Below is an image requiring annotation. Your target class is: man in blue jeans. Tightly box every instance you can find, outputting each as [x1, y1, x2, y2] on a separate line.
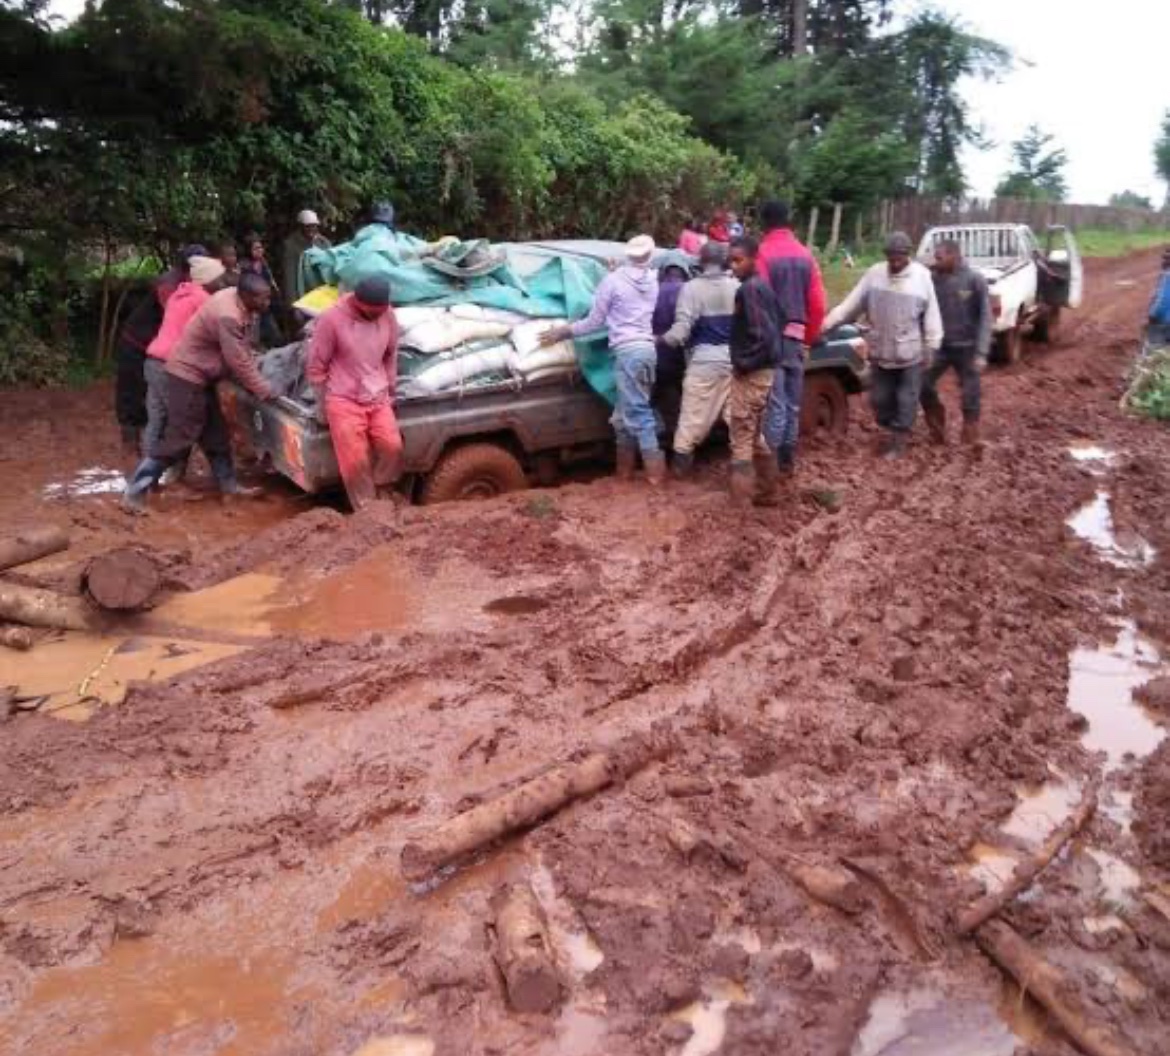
[539, 235, 664, 484]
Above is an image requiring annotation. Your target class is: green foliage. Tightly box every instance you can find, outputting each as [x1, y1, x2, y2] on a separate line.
[792, 108, 912, 208]
[1125, 348, 1170, 421]
[996, 124, 1069, 202]
[1156, 110, 1170, 201]
[1109, 191, 1155, 211]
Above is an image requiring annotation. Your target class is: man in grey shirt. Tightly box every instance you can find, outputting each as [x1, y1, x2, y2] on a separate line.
[920, 239, 993, 449]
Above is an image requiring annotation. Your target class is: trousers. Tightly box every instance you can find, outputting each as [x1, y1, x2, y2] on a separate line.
[114, 341, 148, 434]
[870, 362, 923, 434]
[762, 340, 806, 455]
[325, 396, 404, 511]
[143, 357, 170, 456]
[728, 369, 774, 462]
[673, 360, 731, 455]
[920, 345, 982, 422]
[612, 345, 660, 455]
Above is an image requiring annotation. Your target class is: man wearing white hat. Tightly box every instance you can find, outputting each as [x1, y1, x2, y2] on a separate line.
[282, 209, 331, 303]
[539, 234, 665, 484]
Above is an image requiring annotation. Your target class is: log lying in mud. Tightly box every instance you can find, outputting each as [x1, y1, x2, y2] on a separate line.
[402, 749, 649, 882]
[0, 625, 34, 651]
[0, 581, 92, 631]
[976, 920, 1139, 1056]
[958, 777, 1100, 937]
[490, 883, 562, 1014]
[0, 526, 70, 573]
[736, 831, 867, 915]
[81, 548, 160, 612]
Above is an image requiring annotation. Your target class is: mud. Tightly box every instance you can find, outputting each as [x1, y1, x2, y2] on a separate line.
[1, 250, 1170, 1055]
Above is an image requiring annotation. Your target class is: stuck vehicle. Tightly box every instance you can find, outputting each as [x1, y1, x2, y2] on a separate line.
[916, 224, 1083, 364]
[224, 241, 868, 504]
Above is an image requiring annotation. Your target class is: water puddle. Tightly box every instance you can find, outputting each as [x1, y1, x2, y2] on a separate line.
[1067, 443, 1117, 468]
[316, 859, 406, 931]
[1086, 849, 1142, 907]
[851, 987, 1017, 1056]
[1000, 779, 1080, 846]
[968, 843, 1022, 893]
[42, 466, 126, 499]
[673, 981, 750, 1056]
[531, 862, 605, 979]
[0, 633, 242, 721]
[1066, 491, 1155, 568]
[350, 1037, 434, 1056]
[1068, 622, 1166, 769]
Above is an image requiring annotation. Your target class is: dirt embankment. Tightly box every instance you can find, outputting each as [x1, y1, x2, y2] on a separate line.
[1, 250, 1169, 1056]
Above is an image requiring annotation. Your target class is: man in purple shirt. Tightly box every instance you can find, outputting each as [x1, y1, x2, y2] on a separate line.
[540, 235, 663, 484]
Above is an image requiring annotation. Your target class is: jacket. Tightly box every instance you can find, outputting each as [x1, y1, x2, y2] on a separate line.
[1151, 272, 1170, 325]
[652, 279, 685, 337]
[306, 295, 400, 405]
[730, 274, 783, 375]
[282, 230, 332, 302]
[757, 228, 827, 345]
[661, 270, 737, 367]
[147, 282, 210, 362]
[824, 261, 943, 369]
[933, 265, 992, 358]
[570, 265, 658, 352]
[166, 287, 273, 398]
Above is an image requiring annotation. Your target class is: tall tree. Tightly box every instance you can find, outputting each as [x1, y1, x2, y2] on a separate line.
[1109, 191, 1153, 211]
[995, 125, 1069, 202]
[1156, 109, 1170, 210]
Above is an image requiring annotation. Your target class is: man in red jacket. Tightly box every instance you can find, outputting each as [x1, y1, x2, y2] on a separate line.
[306, 275, 403, 511]
[755, 200, 827, 476]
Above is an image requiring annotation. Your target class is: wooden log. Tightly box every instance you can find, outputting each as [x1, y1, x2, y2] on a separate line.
[401, 753, 619, 881]
[490, 883, 562, 1014]
[736, 830, 868, 914]
[958, 778, 1099, 936]
[976, 920, 1139, 1056]
[81, 548, 160, 612]
[0, 581, 91, 631]
[0, 625, 34, 651]
[0, 526, 70, 573]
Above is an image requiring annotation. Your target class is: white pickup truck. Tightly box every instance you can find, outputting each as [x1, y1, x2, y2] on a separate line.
[916, 224, 1084, 364]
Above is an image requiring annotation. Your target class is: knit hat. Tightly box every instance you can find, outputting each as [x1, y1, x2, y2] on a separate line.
[178, 243, 209, 264]
[884, 232, 913, 256]
[354, 276, 392, 306]
[625, 234, 656, 264]
[188, 256, 226, 287]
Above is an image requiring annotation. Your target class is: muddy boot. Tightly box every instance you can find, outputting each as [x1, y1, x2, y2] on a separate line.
[776, 444, 796, 478]
[728, 460, 754, 506]
[614, 445, 637, 482]
[643, 451, 667, 487]
[882, 431, 908, 461]
[752, 453, 781, 507]
[121, 457, 165, 516]
[210, 454, 264, 499]
[671, 452, 695, 480]
[961, 419, 982, 448]
[923, 401, 947, 446]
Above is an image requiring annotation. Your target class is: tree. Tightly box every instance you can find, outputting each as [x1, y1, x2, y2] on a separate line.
[1109, 191, 1153, 211]
[1156, 110, 1170, 210]
[996, 125, 1068, 202]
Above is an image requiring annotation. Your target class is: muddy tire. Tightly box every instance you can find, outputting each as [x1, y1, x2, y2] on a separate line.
[420, 443, 528, 505]
[800, 374, 850, 438]
[996, 325, 1023, 366]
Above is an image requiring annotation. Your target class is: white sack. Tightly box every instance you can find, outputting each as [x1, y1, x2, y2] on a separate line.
[411, 345, 517, 393]
[405, 317, 513, 354]
[449, 304, 527, 326]
[510, 318, 570, 359]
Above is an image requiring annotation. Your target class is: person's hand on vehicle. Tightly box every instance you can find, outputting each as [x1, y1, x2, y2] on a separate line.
[538, 325, 571, 349]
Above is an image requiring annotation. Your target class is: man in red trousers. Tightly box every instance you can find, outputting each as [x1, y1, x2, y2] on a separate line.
[306, 275, 403, 510]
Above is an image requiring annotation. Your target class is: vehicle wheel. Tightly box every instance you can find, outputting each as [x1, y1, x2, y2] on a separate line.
[419, 442, 528, 505]
[1033, 307, 1062, 346]
[800, 374, 849, 438]
[996, 325, 1023, 366]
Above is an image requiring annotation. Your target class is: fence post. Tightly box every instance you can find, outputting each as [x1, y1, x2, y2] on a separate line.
[807, 206, 820, 249]
[827, 203, 843, 256]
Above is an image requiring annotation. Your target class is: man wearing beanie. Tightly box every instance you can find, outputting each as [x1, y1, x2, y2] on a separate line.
[538, 234, 664, 485]
[306, 275, 404, 511]
[142, 255, 229, 457]
[824, 232, 943, 459]
[121, 271, 275, 514]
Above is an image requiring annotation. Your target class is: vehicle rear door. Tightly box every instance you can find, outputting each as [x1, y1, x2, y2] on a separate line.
[1045, 226, 1084, 309]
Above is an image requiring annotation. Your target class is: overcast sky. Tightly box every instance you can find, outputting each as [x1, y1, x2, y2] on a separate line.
[46, 0, 1169, 206]
[913, 0, 1169, 205]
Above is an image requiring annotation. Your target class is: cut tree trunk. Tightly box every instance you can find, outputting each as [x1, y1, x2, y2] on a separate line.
[490, 883, 562, 1014]
[0, 526, 71, 573]
[0, 625, 34, 651]
[976, 920, 1139, 1056]
[0, 581, 92, 631]
[401, 752, 629, 881]
[81, 548, 160, 612]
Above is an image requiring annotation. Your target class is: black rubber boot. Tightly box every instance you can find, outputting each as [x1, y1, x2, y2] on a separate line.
[671, 452, 695, 480]
[775, 444, 796, 477]
[882, 432, 909, 461]
[614, 446, 637, 482]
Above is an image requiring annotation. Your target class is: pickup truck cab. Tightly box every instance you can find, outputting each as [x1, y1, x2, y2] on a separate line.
[224, 240, 868, 504]
[916, 224, 1083, 364]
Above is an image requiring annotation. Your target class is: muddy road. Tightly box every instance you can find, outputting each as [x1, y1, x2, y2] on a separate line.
[1, 251, 1168, 1056]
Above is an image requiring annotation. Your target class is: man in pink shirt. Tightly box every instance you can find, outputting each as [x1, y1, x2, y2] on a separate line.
[306, 275, 403, 511]
[143, 256, 228, 455]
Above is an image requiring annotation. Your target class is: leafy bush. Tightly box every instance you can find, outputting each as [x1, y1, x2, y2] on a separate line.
[1125, 348, 1170, 421]
[0, 291, 70, 387]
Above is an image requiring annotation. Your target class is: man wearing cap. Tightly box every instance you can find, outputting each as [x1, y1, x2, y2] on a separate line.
[282, 210, 331, 303]
[306, 275, 404, 511]
[823, 232, 943, 460]
[538, 235, 664, 484]
[121, 272, 276, 514]
[114, 244, 206, 456]
[142, 255, 229, 457]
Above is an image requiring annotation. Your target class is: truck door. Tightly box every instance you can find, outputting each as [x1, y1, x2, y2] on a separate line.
[1044, 226, 1084, 309]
